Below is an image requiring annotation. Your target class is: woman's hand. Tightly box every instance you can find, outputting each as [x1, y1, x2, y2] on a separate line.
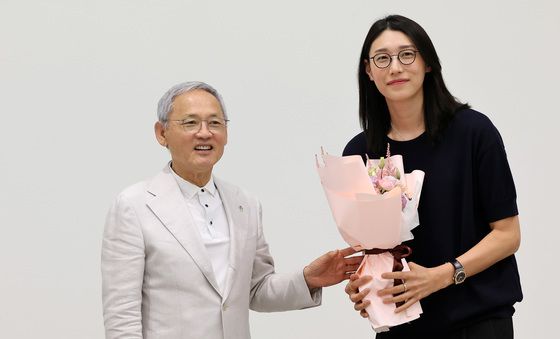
[344, 273, 373, 318]
[344, 216, 521, 315]
[378, 262, 453, 313]
[344, 261, 454, 317]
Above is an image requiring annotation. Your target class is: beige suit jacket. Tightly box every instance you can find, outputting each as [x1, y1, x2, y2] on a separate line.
[101, 166, 321, 339]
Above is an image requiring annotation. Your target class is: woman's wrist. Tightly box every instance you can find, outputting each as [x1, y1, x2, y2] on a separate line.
[435, 263, 455, 290]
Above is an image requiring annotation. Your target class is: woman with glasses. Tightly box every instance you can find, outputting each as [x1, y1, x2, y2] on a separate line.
[343, 15, 522, 338]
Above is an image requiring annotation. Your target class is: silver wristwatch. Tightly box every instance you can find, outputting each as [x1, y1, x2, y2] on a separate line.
[451, 259, 466, 284]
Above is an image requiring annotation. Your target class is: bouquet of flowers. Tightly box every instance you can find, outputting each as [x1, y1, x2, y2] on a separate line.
[316, 144, 425, 332]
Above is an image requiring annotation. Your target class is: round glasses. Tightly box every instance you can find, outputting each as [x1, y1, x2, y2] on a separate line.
[167, 117, 229, 133]
[369, 49, 418, 69]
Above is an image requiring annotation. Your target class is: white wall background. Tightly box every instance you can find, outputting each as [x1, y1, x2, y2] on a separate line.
[1, 0, 557, 337]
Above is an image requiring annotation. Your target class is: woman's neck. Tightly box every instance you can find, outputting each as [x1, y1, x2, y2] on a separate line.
[386, 97, 425, 141]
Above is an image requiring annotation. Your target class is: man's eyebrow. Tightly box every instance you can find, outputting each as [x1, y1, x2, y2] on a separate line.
[176, 113, 223, 119]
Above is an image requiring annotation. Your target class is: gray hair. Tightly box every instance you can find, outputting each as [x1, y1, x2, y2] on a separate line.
[157, 81, 227, 124]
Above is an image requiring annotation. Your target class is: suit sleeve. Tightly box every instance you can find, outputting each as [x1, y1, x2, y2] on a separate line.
[248, 200, 322, 312]
[101, 194, 145, 338]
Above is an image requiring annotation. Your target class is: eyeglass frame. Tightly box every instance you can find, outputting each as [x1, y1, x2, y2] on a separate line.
[369, 49, 419, 69]
[165, 116, 230, 133]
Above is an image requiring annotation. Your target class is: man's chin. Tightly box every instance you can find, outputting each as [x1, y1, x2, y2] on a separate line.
[171, 159, 215, 174]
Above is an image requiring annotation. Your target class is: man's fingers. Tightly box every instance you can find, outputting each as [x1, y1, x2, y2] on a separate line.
[344, 256, 364, 266]
[339, 246, 358, 257]
[345, 263, 361, 272]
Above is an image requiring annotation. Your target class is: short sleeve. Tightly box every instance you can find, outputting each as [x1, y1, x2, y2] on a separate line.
[475, 120, 518, 223]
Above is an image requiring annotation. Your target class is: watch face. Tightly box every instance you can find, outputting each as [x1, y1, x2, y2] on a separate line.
[455, 271, 466, 284]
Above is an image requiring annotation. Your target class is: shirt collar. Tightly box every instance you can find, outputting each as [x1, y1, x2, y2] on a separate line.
[169, 162, 217, 199]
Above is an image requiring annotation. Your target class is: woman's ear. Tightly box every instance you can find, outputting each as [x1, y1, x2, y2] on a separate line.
[365, 59, 375, 81]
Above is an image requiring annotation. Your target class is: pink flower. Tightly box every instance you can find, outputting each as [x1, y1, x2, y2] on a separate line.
[401, 194, 408, 209]
[378, 175, 399, 192]
[367, 143, 411, 210]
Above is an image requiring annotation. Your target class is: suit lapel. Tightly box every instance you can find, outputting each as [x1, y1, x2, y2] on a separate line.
[146, 167, 221, 296]
[215, 177, 249, 301]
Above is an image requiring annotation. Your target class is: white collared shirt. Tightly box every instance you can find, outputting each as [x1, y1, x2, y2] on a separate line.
[171, 166, 230, 293]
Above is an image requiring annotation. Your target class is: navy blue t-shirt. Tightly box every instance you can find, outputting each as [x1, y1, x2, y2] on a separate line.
[343, 109, 522, 335]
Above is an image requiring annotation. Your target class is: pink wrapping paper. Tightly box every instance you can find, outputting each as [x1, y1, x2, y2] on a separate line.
[356, 253, 422, 332]
[316, 151, 425, 332]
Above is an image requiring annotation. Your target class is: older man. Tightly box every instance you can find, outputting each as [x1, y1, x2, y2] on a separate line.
[101, 81, 361, 339]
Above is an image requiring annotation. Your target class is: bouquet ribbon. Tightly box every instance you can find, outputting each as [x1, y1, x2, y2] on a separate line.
[364, 244, 412, 307]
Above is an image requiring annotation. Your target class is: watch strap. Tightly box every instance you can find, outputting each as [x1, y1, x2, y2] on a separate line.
[452, 259, 464, 271]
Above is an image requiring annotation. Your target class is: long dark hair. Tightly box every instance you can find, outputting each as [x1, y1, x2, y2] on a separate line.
[358, 15, 469, 153]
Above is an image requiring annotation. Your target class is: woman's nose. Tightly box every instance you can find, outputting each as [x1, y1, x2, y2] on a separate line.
[389, 56, 403, 74]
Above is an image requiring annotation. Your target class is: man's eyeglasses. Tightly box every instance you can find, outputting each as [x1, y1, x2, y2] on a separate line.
[167, 117, 229, 133]
[369, 49, 418, 69]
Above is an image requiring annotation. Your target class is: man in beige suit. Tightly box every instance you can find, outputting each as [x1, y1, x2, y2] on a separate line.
[101, 81, 361, 339]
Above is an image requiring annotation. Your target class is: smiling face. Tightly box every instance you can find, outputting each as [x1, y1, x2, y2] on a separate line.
[155, 89, 227, 185]
[365, 29, 430, 106]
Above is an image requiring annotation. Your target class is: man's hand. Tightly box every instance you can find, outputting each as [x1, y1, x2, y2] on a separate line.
[303, 247, 363, 289]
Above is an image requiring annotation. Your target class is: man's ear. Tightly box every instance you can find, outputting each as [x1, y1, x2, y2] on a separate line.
[154, 121, 168, 148]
